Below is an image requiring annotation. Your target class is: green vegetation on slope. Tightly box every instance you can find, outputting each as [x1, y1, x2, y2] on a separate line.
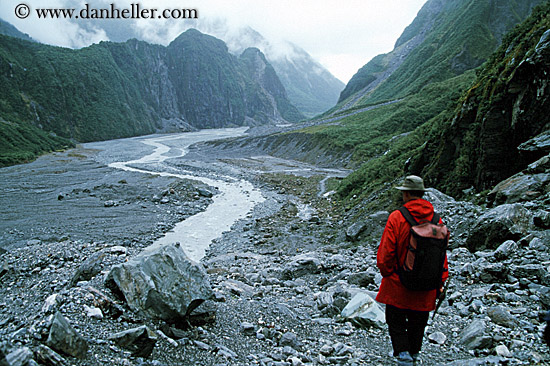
[0, 120, 73, 167]
[304, 71, 475, 209]
[327, 1, 550, 210]
[0, 35, 156, 143]
[0, 27, 303, 166]
[415, 2, 550, 196]
[338, 0, 544, 108]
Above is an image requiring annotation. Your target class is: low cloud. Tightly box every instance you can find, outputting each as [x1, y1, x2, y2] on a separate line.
[0, 0, 427, 83]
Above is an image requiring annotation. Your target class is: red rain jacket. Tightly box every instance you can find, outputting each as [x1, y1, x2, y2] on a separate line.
[375, 198, 449, 311]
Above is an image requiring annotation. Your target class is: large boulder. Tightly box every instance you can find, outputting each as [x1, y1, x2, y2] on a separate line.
[488, 172, 550, 205]
[105, 243, 213, 325]
[465, 204, 532, 252]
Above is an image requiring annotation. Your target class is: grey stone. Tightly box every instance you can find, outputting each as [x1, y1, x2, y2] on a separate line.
[316, 292, 334, 311]
[197, 188, 213, 198]
[347, 271, 376, 287]
[338, 292, 385, 329]
[495, 344, 512, 358]
[46, 312, 89, 359]
[487, 306, 518, 329]
[34, 345, 67, 366]
[489, 173, 549, 205]
[240, 322, 255, 336]
[319, 344, 334, 356]
[216, 344, 237, 359]
[281, 253, 321, 280]
[346, 211, 389, 242]
[279, 332, 301, 350]
[105, 243, 213, 324]
[466, 204, 532, 252]
[428, 331, 447, 345]
[109, 325, 157, 358]
[459, 320, 492, 350]
[493, 240, 518, 260]
[511, 264, 547, 281]
[5, 347, 33, 366]
[346, 221, 367, 242]
[222, 279, 254, 297]
[534, 210, 550, 229]
[103, 200, 117, 207]
[518, 133, 550, 154]
[69, 250, 107, 287]
[42, 294, 60, 314]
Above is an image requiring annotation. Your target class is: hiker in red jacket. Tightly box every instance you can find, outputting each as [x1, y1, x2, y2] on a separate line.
[376, 175, 449, 366]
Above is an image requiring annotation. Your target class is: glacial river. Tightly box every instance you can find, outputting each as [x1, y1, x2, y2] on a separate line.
[90, 127, 265, 262]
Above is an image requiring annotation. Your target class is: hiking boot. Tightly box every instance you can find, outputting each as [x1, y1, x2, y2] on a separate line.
[412, 353, 422, 365]
[396, 351, 414, 366]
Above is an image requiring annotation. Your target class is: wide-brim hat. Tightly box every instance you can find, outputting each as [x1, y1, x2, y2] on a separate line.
[395, 175, 426, 191]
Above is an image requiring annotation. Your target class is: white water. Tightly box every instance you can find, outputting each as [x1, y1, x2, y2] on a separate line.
[108, 128, 265, 262]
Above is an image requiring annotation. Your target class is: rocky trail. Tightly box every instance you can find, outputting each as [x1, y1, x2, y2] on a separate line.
[1, 130, 549, 366]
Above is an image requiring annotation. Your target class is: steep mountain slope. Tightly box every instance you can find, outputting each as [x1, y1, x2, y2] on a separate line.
[0, 28, 303, 165]
[413, 4, 550, 196]
[333, 1, 550, 209]
[43, 15, 344, 118]
[231, 0, 550, 214]
[336, 0, 545, 112]
[178, 25, 345, 118]
[269, 42, 345, 118]
[0, 18, 33, 42]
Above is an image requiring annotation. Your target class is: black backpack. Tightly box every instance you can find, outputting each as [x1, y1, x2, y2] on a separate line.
[397, 207, 449, 291]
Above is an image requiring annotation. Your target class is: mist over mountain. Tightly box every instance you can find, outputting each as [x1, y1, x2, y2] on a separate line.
[0, 26, 304, 165]
[0, 18, 33, 42]
[193, 24, 345, 118]
[43, 15, 345, 118]
[336, 0, 546, 112]
[243, 0, 550, 214]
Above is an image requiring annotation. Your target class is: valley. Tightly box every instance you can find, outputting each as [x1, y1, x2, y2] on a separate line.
[1, 0, 550, 365]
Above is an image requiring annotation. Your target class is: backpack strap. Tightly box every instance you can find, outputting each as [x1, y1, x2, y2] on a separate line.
[398, 207, 418, 226]
[399, 206, 440, 226]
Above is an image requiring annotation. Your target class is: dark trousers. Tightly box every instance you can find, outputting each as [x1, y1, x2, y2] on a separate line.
[385, 305, 429, 356]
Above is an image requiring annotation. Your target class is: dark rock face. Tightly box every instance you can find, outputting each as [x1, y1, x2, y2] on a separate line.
[108, 325, 157, 358]
[466, 204, 532, 252]
[418, 23, 550, 196]
[0, 28, 302, 146]
[105, 243, 214, 325]
[46, 312, 89, 359]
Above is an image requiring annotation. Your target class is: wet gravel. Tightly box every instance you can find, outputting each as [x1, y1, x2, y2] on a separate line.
[1, 131, 549, 366]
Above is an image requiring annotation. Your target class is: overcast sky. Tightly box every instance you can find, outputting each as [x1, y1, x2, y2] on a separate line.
[0, 0, 427, 83]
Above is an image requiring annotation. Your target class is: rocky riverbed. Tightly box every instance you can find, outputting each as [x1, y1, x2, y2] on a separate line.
[1, 130, 549, 366]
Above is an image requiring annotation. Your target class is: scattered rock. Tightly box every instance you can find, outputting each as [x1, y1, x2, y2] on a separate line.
[4, 347, 34, 366]
[46, 312, 89, 359]
[428, 331, 447, 345]
[338, 292, 385, 329]
[109, 325, 157, 358]
[103, 200, 117, 207]
[68, 251, 107, 287]
[459, 320, 492, 350]
[34, 345, 67, 366]
[281, 253, 321, 280]
[42, 294, 60, 314]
